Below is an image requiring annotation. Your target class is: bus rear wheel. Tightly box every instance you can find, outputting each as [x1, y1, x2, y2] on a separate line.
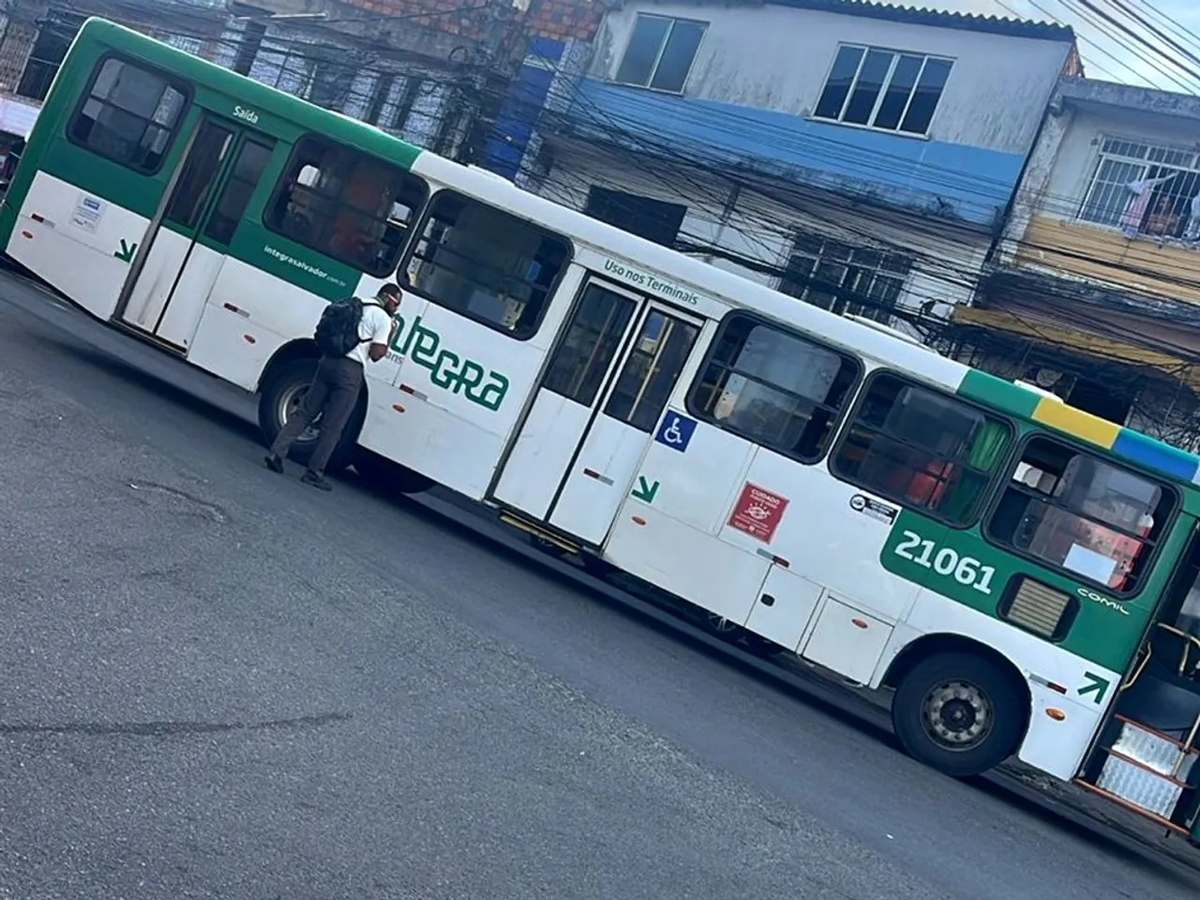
[258, 357, 361, 474]
[892, 652, 1024, 778]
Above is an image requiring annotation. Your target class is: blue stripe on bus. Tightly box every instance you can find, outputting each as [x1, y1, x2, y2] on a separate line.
[1112, 430, 1200, 482]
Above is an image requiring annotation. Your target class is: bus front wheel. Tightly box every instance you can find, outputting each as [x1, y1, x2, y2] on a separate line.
[258, 357, 361, 474]
[891, 652, 1024, 778]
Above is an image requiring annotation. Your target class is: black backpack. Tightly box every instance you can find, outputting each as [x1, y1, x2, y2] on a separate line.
[314, 297, 380, 357]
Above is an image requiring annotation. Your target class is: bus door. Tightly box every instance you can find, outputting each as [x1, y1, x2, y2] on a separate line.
[117, 115, 275, 349]
[491, 277, 702, 545]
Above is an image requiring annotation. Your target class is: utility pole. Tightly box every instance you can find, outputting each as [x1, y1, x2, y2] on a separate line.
[452, 0, 531, 167]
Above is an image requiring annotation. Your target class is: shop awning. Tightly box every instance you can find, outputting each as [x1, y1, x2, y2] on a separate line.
[950, 305, 1200, 394]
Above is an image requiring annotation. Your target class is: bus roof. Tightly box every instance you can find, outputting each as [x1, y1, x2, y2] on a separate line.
[74, 17, 1200, 496]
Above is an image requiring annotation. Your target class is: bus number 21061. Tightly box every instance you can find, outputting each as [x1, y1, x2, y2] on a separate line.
[893, 531, 997, 595]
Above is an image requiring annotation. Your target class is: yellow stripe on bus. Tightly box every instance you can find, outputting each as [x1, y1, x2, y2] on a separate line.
[1031, 397, 1121, 449]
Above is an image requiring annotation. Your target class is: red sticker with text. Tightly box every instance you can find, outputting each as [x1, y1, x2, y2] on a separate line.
[728, 482, 789, 543]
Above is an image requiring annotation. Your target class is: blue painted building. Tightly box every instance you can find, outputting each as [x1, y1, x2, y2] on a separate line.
[525, 0, 1079, 334]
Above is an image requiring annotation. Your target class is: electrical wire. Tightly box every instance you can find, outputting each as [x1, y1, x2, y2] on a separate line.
[21, 1, 1200, 437]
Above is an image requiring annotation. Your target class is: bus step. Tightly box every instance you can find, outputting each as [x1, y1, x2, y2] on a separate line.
[1091, 720, 1199, 820]
[498, 513, 580, 554]
[1074, 779, 1190, 835]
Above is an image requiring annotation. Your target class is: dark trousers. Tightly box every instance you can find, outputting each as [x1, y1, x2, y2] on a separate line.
[270, 356, 363, 476]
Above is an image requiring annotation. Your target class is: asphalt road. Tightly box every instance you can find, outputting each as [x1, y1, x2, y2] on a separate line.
[2, 269, 1200, 900]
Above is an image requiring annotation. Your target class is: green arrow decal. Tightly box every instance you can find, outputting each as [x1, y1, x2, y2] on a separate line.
[631, 475, 659, 504]
[1077, 672, 1111, 705]
[114, 239, 137, 263]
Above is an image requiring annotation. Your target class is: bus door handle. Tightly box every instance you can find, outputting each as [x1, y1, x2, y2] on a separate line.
[761, 594, 775, 607]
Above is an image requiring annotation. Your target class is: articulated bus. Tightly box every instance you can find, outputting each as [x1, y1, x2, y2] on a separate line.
[8, 18, 1200, 846]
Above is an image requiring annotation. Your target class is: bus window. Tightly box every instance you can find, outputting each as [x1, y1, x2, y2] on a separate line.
[542, 284, 638, 406]
[604, 310, 700, 432]
[68, 58, 187, 174]
[403, 192, 570, 340]
[986, 436, 1175, 595]
[264, 135, 428, 277]
[830, 372, 1010, 527]
[687, 312, 860, 463]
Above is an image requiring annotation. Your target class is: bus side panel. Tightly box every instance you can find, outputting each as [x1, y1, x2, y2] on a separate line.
[606, 419, 766, 626]
[733, 448, 922, 624]
[357, 266, 582, 501]
[6, 171, 148, 321]
[884, 591, 1117, 780]
[185, 258, 331, 391]
[356, 303, 550, 502]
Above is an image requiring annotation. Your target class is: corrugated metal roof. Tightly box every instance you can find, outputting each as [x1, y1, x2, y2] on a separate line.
[760, 0, 1076, 41]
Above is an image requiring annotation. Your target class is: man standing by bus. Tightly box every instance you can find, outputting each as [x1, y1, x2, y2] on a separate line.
[264, 284, 402, 491]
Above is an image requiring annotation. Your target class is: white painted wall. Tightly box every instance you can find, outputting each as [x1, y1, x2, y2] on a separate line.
[590, 1, 1071, 153]
[1036, 105, 1200, 218]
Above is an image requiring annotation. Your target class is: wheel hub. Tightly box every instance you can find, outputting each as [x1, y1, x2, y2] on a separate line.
[278, 383, 320, 442]
[706, 613, 739, 635]
[922, 680, 992, 750]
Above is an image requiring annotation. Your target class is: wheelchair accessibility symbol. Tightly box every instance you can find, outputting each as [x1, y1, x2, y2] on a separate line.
[654, 412, 697, 453]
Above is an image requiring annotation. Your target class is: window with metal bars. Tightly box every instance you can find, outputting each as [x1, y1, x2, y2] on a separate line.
[778, 233, 912, 325]
[687, 312, 861, 462]
[17, 13, 84, 101]
[1078, 137, 1200, 240]
[830, 372, 1012, 527]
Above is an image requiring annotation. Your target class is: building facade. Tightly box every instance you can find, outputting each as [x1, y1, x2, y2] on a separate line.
[527, 0, 1079, 339]
[0, 0, 604, 166]
[957, 77, 1200, 449]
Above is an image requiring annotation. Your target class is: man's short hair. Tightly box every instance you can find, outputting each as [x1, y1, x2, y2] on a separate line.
[378, 283, 402, 299]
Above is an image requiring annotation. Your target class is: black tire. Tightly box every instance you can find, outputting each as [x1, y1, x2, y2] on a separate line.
[744, 633, 785, 658]
[258, 357, 364, 474]
[353, 449, 433, 495]
[580, 552, 614, 579]
[528, 533, 568, 557]
[892, 651, 1025, 778]
[700, 611, 745, 644]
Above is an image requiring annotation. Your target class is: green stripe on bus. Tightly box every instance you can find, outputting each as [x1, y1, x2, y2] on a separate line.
[958, 369, 1041, 418]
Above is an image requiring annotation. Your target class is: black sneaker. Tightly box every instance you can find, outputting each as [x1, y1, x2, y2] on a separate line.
[264, 454, 284, 474]
[301, 470, 332, 492]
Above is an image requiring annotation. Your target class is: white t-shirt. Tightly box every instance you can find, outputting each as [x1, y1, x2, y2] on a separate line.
[348, 301, 394, 367]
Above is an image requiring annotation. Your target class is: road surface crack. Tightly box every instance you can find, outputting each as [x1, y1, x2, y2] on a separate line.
[127, 480, 229, 523]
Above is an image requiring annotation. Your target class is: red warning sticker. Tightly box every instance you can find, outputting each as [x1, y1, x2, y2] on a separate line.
[728, 482, 789, 543]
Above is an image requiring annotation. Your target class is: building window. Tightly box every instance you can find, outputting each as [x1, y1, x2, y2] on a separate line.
[830, 373, 1011, 527]
[778, 234, 912, 324]
[403, 192, 571, 340]
[306, 43, 356, 111]
[584, 187, 687, 247]
[687, 312, 861, 463]
[614, 14, 707, 93]
[265, 135, 429, 276]
[813, 45, 953, 136]
[67, 58, 188, 175]
[986, 436, 1175, 596]
[17, 14, 84, 101]
[1078, 138, 1200, 241]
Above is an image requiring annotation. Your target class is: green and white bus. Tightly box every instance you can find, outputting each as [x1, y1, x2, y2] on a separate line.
[8, 17, 1200, 845]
